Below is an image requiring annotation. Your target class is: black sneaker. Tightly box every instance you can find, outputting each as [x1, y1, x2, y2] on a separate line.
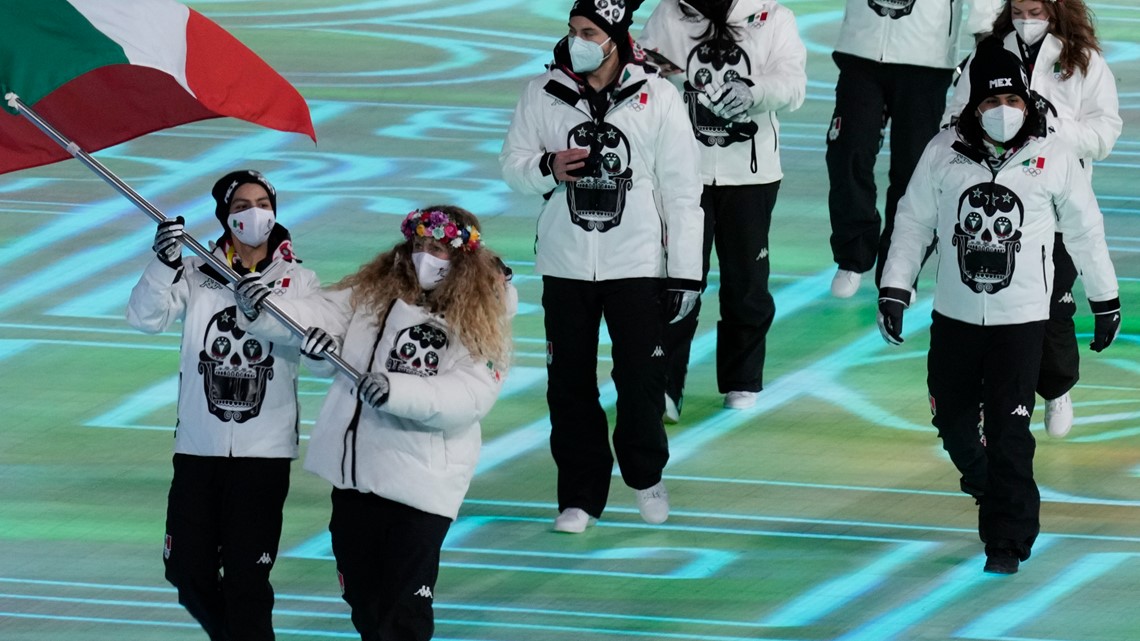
[984, 550, 1019, 575]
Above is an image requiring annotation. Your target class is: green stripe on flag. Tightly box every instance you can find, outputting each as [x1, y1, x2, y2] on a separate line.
[0, 0, 130, 110]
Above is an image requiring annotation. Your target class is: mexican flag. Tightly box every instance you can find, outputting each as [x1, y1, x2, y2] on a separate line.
[0, 0, 316, 174]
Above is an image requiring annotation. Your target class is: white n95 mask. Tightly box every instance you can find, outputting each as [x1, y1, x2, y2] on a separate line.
[980, 105, 1026, 143]
[227, 207, 275, 246]
[412, 251, 451, 291]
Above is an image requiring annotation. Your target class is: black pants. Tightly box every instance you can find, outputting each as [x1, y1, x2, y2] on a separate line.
[543, 276, 670, 518]
[664, 182, 778, 402]
[329, 489, 452, 641]
[164, 454, 291, 641]
[826, 52, 953, 283]
[927, 313, 1044, 560]
[1038, 234, 1080, 400]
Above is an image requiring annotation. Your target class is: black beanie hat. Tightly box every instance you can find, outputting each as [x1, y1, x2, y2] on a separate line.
[966, 38, 1031, 117]
[569, 0, 645, 43]
[211, 169, 277, 224]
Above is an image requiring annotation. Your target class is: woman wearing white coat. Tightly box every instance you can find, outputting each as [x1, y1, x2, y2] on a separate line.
[942, 0, 1122, 438]
[638, 0, 806, 417]
[235, 205, 513, 641]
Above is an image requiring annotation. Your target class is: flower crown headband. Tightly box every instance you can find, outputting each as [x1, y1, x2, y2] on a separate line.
[401, 209, 482, 252]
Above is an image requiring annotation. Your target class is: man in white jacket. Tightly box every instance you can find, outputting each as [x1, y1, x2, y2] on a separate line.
[638, 0, 806, 416]
[877, 41, 1120, 575]
[500, 0, 704, 534]
[827, 0, 1001, 298]
[126, 170, 321, 640]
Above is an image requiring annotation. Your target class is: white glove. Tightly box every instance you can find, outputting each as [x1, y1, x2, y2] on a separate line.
[705, 79, 754, 120]
[665, 289, 700, 324]
[233, 274, 271, 322]
[301, 326, 338, 360]
[357, 372, 390, 409]
[153, 216, 184, 267]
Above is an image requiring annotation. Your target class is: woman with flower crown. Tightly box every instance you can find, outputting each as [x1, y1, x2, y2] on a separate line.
[233, 204, 514, 641]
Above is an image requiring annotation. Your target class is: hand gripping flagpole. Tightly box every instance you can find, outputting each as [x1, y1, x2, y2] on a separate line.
[6, 93, 362, 383]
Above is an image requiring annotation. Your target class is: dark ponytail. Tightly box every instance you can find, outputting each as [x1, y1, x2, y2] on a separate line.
[681, 0, 743, 44]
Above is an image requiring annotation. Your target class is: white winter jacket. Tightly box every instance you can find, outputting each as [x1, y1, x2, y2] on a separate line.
[835, 0, 1001, 69]
[126, 235, 320, 459]
[942, 32, 1122, 167]
[882, 128, 1117, 326]
[638, 0, 807, 186]
[248, 290, 505, 520]
[500, 56, 704, 284]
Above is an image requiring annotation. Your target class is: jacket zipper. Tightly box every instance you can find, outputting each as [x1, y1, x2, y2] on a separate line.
[1041, 246, 1048, 293]
[947, 0, 954, 37]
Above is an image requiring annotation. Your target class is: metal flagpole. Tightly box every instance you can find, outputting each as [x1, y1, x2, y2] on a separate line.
[6, 92, 361, 383]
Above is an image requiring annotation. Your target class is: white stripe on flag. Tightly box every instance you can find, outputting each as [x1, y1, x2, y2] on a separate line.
[66, 0, 193, 95]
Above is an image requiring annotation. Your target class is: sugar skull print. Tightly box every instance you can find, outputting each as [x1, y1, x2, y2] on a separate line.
[952, 182, 1025, 294]
[565, 121, 634, 232]
[198, 306, 275, 423]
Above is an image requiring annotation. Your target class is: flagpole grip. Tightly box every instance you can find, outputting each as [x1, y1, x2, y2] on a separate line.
[9, 96, 361, 383]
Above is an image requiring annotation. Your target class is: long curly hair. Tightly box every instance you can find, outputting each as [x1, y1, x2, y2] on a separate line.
[992, 0, 1100, 79]
[333, 205, 512, 367]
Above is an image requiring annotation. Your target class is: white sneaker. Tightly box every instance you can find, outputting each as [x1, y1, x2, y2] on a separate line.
[1045, 393, 1073, 438]
[663, 394, 680, 424]
[553, 508, 593, 533]
[831, 269, 862, 298]
[724, 391, 757, 409]
[634, 481, 669, 525]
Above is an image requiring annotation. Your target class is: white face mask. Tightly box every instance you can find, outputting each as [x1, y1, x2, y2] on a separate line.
[1012, 19, 1050, 46]
[412, 251, 451, 291]
[979, 104, 1027, 143]
[568, 35, 612, 74]
[227, 206, 275, 247]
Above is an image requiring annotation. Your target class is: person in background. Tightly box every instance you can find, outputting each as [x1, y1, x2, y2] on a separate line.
[826, 0, 1001, 299]
[234, 205, 514, 641]
[499, 0, 704, 533]
[127, 170, 321, 640]
[877, 41, 1120, 575]
[639, 0, 806, 419]
[942, 0, 1122, 438]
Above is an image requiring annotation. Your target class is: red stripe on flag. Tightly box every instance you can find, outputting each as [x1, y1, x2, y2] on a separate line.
[183, 10, 316, 141]
[1036, 157, 1045, 169]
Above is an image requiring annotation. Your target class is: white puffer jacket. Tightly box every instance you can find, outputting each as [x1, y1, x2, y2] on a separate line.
[882, 128, 1117, 326]
[835, 0, 1001, 69]
[500, 56, 704, 285]
[248, 289, 507, 520]
[638, 0, 807, 186]
[126, 235, 320, 459]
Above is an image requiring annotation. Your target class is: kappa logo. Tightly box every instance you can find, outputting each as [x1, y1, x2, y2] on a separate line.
[757, 248, 769, 260]
[414, 585, 434, 599]
[1010, 405, 1030, 417]
[257, 553, 274, 565]
[200, 279, 223, 290]
[988, 77, 1013, 89]
[651, 345, 665, 358]
[1057, 292, 1074, 305]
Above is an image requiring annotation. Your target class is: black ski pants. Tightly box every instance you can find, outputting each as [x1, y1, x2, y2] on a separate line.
[543, 276, 670, 518]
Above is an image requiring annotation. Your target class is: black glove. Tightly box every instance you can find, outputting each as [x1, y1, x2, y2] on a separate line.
[153, 216, 185, 268]
[877, 287, 910, 345]
[1089, 297, 1121, 352]
[301, 326, 337, 360]
[662, 281, 701, 325]
[565, 151, 602, 179]
[357, 372, 390, 408]
[233, 274, 271, 322]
